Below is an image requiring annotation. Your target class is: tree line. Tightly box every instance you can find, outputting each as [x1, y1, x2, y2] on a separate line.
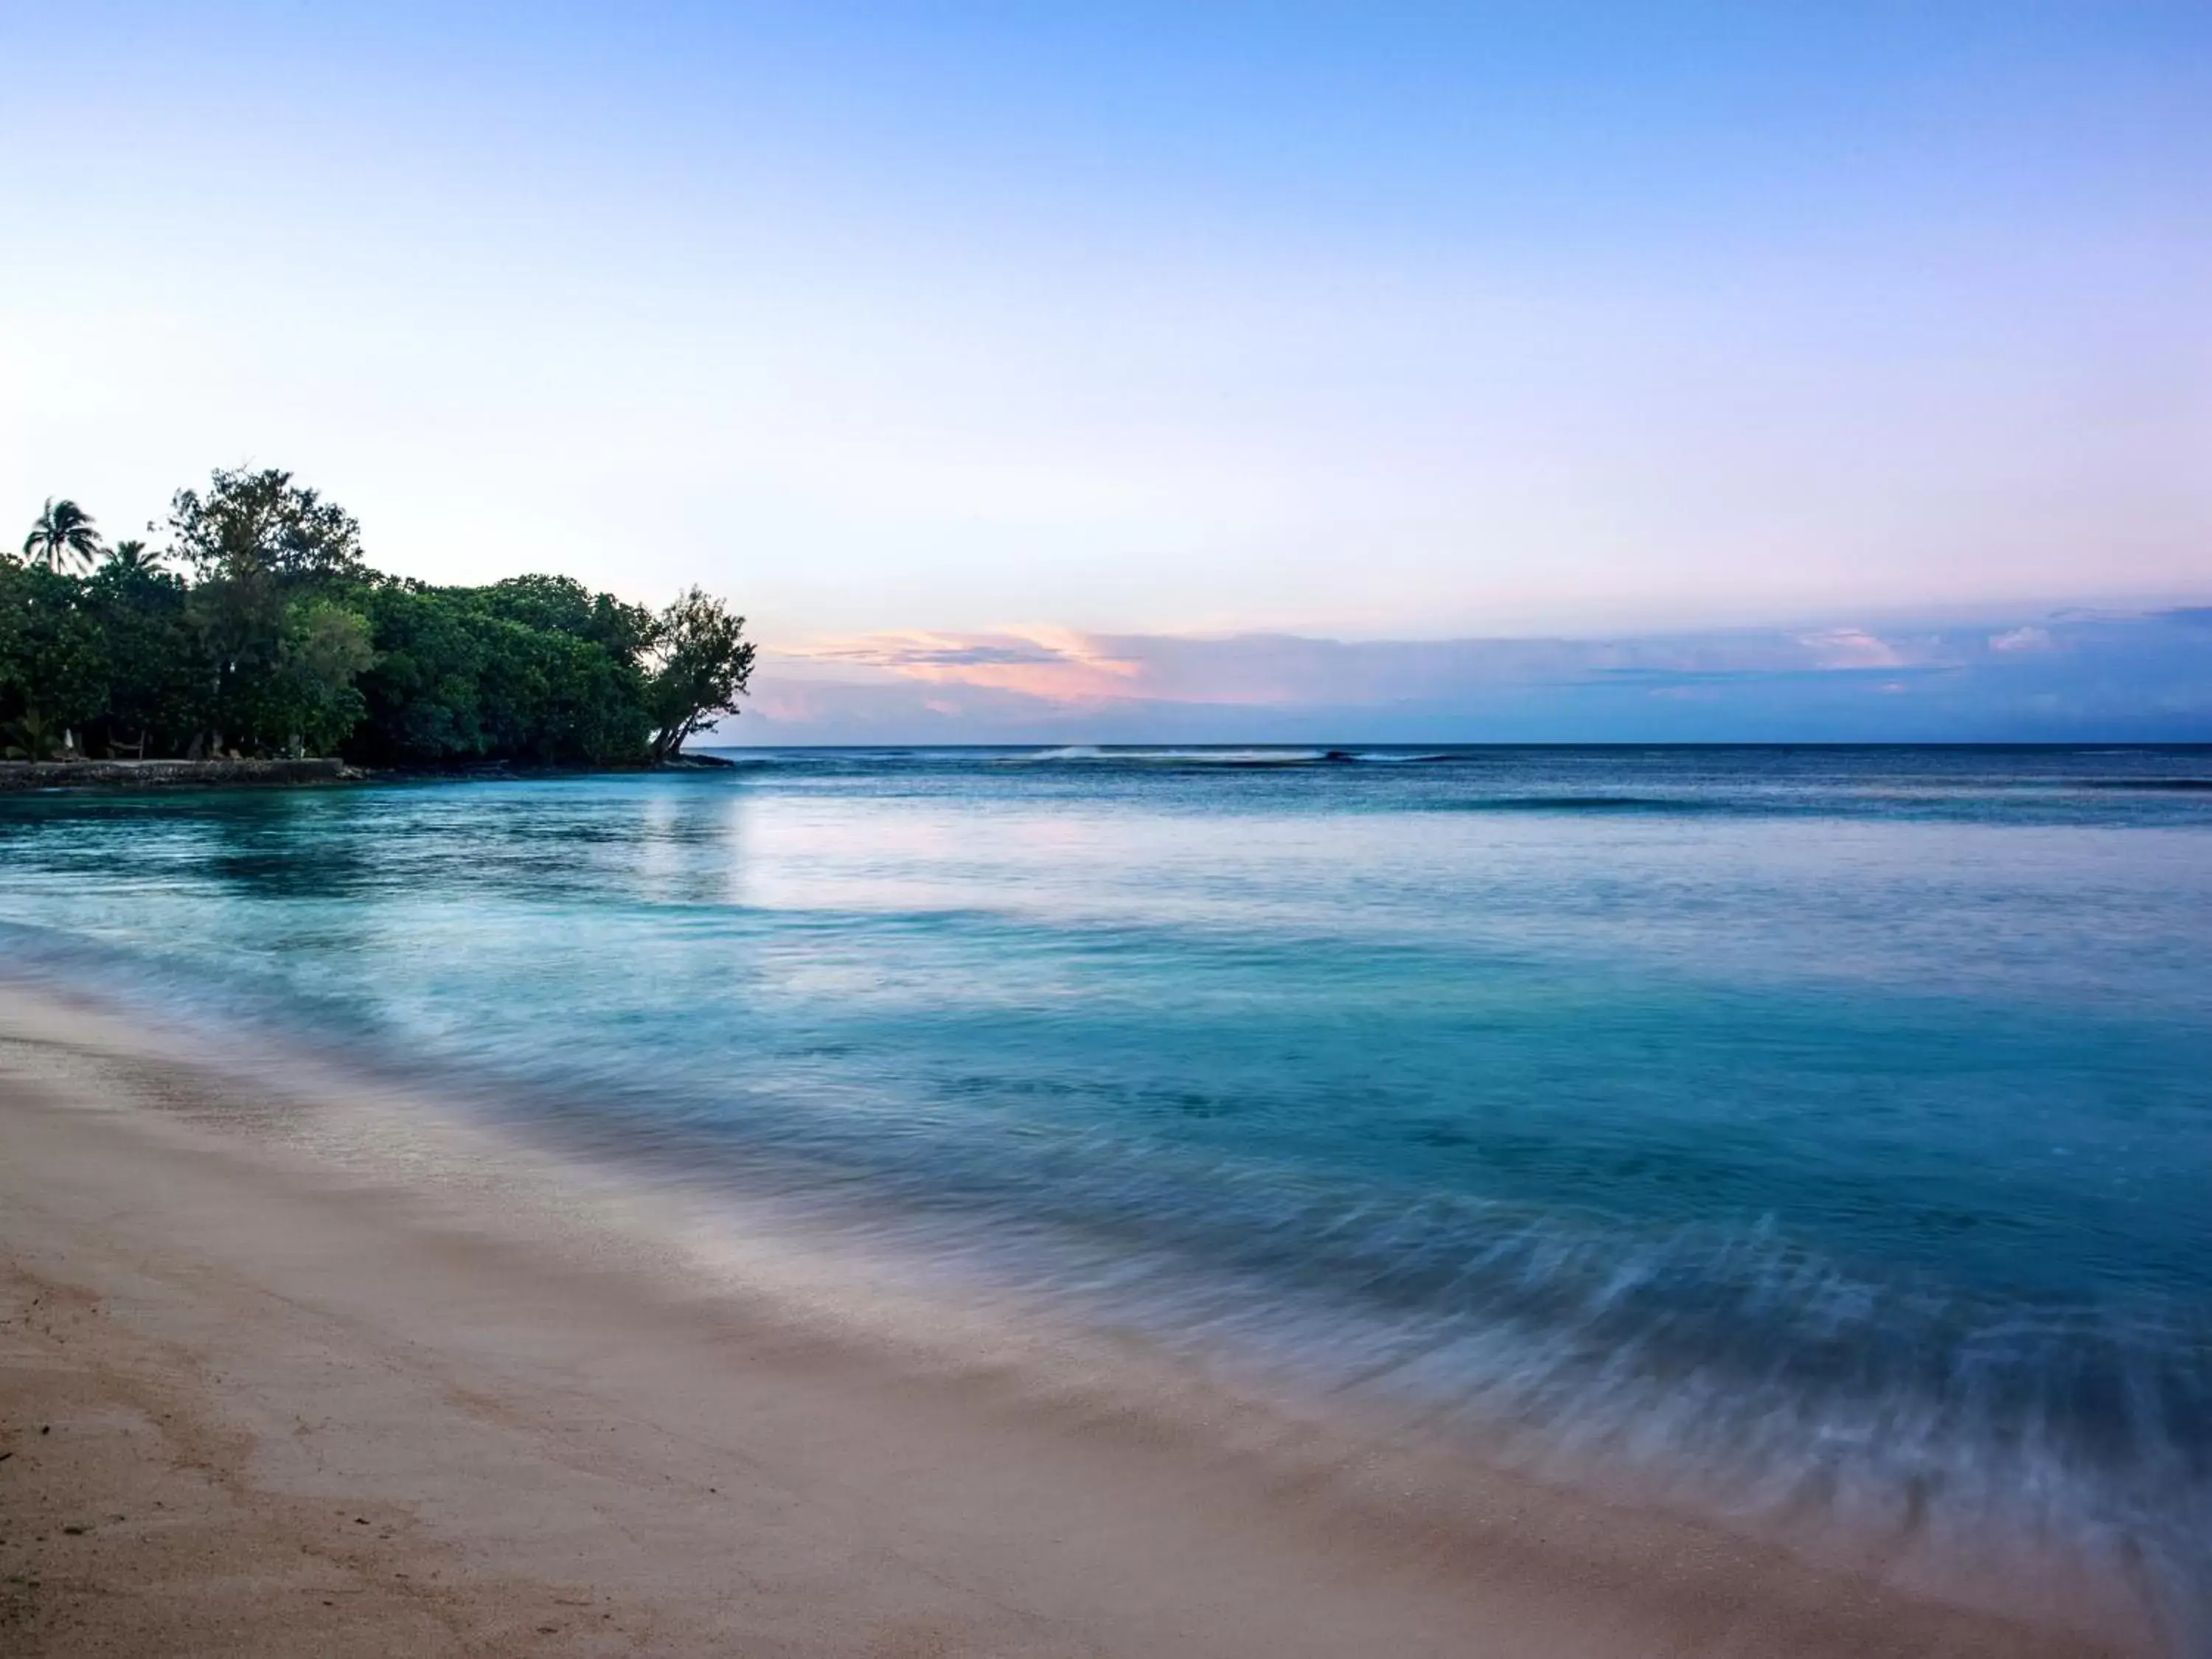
[3, 470, 754, 767]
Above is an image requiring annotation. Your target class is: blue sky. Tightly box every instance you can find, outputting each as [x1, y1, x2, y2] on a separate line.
[4, 3, 2208, 737]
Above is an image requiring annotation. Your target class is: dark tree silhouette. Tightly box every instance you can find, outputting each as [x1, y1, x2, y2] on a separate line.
[167, 467, 363, 583]
[645, 587, 755, 762]
[21, 498, 104, 572]
[7, 465, 752, 766]
[103, 538, 163, 574]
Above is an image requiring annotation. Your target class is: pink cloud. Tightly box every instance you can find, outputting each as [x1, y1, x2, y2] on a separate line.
[709, 608, 2212, 745]
[800, 628, 1145, 702]
[1795, 627, 1910, 669]
[779, 623, 1949, 710]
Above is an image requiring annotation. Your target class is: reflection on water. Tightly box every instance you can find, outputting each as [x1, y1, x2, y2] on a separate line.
[3, 745, 2210, 1624]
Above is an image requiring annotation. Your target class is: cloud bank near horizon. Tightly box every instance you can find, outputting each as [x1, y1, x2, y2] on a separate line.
[714, 608, 2212, 745]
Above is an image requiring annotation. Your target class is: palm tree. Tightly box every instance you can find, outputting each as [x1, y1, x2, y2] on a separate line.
[22, 498, 104, 571]
[104, 538, 163, 574]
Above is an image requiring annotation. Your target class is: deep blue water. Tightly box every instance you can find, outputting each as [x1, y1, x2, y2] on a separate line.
[3, 745, 2209, 1608]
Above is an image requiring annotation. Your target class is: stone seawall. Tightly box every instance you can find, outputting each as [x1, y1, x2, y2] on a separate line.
[0, 758, 364, 793]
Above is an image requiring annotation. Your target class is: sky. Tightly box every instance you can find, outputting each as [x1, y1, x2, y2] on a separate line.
[4, 2, 2208, 740]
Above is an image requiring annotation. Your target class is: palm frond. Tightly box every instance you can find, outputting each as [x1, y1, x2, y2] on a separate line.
[21, 497, 103, 569]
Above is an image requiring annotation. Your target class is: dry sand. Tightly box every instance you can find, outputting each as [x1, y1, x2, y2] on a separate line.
[0, 982, 2161, 1657]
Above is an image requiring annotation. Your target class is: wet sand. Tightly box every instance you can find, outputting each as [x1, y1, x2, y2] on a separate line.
[0, 983, 2158, 1657]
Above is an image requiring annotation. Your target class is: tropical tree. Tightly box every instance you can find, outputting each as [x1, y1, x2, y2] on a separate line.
[104, 538, 163, 574]
[644, 586, 754, 762]
[4, 463, 754, 765]
[347, 581, 655, 766]
[474, 574, 655, 662]
[83, 558, 202, 757]
[169, 468, 369, 755]
[21, 498, 104, 572]
[0, 563, 107, 757]
[167, 467, 364, 585]
[272, 599, 375, 755]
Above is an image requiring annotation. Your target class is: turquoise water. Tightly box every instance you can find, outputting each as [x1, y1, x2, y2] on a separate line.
[4, 746, 2210, 1613]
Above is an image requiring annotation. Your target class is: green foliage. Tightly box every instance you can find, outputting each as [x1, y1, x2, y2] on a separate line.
[185, 573, 288, 753]
[82, 562, 204, 755]
[276, 600, 376, 757]
[167, 468, 364, 586]
[6, 470, 748, 767]
[644, 586, 756, 762]
[349, 582, 653, 766]
[0, 563, 109, 757]
[473, 574, 656, 662]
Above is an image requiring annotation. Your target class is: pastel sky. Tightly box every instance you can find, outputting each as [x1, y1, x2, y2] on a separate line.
[5, 3, 2208, 738]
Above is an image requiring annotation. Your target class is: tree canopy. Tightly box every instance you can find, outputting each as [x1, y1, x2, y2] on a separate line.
[167, 468, 364, 585]
[645, 587, 757, 762]
[22, 498, 103, 573]
[3, 469, 752, 766]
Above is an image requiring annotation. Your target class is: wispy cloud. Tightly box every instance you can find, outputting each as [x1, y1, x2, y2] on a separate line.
[798, 628, 1143, 700]
[725, 608, 2212, 744]
[1796, 628, 1912, 669]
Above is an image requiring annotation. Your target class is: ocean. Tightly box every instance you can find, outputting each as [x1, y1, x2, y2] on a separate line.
[3, 745, 2208, 1619]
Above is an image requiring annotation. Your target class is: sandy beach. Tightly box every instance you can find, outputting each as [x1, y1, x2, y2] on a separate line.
[0, 981, 2160, 1658]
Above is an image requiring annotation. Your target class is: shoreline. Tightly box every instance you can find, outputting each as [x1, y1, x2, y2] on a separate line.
[0, 758, 366, 793]
[0, 979, 2163, 1657]
[0, 754, 742, 794]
